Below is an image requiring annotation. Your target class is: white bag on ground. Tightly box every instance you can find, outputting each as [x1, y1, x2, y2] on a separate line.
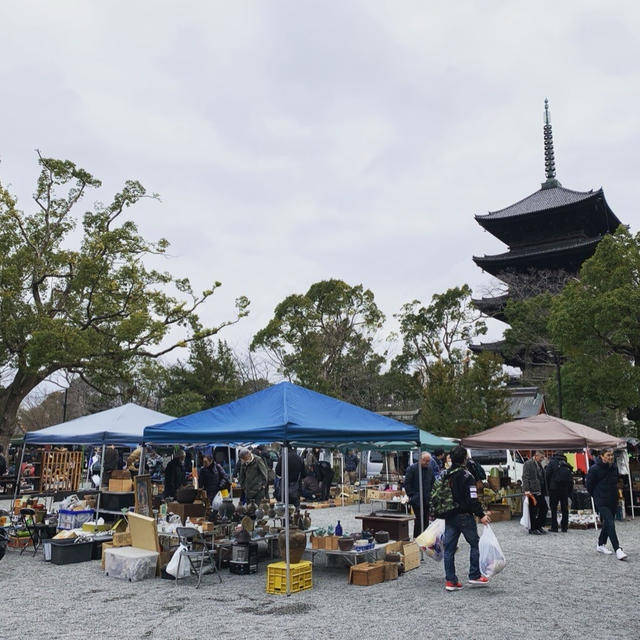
[520, 496, 531, 530]
[415, 518, 445, 562]
[211, 491, 223, 511]
[479, 525, 506, 577]
[166, 544, 191, 578]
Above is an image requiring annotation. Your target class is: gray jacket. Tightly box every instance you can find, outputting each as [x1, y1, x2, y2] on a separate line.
[522, 458, 547, 495]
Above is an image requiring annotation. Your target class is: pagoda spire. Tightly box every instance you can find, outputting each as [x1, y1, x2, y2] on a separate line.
[542, 98, 561, 189]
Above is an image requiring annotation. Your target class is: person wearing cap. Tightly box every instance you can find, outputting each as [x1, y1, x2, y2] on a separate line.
[238, 448, 269, 502]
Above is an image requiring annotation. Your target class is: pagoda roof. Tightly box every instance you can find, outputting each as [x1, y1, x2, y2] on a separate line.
[476, 186, 600, 221]
[473, 235, 603, 276]
[471, 294, 509, 322]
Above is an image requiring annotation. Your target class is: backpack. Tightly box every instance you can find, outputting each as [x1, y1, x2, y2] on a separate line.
[554, 462, 573, 486]
[430, 467, 463, 518]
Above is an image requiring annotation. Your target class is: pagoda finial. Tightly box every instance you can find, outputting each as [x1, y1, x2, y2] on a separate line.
[542, 98, 561, 189]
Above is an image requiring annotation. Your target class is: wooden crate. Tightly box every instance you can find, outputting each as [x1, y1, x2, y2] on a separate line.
[40, 450, 83, 493]
[348, 561, 385, 586]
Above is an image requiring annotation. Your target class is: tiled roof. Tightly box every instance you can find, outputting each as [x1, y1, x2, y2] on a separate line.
[476, 186, 598, 220]
[474, 235, 602, 264]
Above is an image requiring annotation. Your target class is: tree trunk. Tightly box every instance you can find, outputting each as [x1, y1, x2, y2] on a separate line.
[0, 372, 44, 451]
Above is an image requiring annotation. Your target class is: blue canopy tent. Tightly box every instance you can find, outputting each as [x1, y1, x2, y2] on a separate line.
[18, 403, 173, 518]
[143, 381, 423, 593]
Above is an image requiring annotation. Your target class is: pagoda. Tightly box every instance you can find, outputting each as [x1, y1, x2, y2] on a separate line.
[471, 100, 621, 367]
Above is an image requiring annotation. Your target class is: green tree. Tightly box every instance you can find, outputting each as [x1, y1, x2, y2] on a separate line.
[0, 154, 249, 447]
[549, 227, 640, 434]
[250, 279, 385, 408]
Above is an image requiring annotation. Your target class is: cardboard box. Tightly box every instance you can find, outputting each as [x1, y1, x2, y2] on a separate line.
[383, 561, 399, 581]
[53, 530, 77, 540]
[112, 532, 132, 547]
[488, 504, 511, 522]
[111, 470, 131, 479]
[401, 542, 420, 571]
[166, 501, 206, 524]
[109, 478, 134, 492]
[101, 542, 114, 570]
[128, 512, 161, 553]
[348, 561, 385, 586]
[324, 535, 339, 550]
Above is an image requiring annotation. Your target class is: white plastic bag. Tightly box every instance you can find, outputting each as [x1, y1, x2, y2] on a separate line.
[166, 544, 191, 578]
[479, 525, 506, 577]
[211, 491, 223, 511]
[520, 496, 531, 530]
[415, 518, 445, 562]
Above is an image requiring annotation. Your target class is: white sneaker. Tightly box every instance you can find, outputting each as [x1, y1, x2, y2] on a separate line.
[616, 548, 628, 560]
[596, 545, 613, 555]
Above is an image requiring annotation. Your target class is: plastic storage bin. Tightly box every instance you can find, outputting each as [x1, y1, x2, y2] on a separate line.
[266, 560, 312, 594]
[50, 539, 93, 565]
[56, 509, 95, 530]
[104, 547, 159, 582]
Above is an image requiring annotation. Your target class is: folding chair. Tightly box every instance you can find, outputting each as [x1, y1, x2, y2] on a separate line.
[175, 526, 222, 588]
[19, 508, 40, 557]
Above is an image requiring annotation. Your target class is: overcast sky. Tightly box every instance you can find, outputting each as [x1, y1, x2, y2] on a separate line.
[1, 1, 640, 373]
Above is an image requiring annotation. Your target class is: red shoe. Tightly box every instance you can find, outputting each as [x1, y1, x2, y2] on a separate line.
[468, 576, 489, 586]
[445, 580, 463, 591]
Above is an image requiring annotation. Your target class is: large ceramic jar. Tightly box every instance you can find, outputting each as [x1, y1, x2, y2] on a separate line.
[274, 502, 286, 517]
[278, 527, 307, 564]
[219, 498, 235, 521]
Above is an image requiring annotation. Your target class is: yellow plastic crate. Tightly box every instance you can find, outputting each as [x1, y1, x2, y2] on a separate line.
[266, 561, 312, 594]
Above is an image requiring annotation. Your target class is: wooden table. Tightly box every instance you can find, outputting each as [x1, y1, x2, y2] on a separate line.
[354, 512, 414, 541]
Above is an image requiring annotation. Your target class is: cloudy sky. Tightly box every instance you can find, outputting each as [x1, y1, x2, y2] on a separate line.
[1, 1, 639, 371]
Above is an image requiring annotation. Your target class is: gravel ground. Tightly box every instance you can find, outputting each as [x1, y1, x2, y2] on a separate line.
[1, 502, 639, 640]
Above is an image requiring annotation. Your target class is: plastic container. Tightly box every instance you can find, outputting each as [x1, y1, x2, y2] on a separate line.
[50, 539, 93, 565]
[266, 560, 312, 594]
[104, 547, 159, 582]
[56, 509, 95, 530]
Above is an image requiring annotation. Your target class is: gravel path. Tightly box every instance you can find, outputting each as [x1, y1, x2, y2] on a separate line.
[1, 503, 638, 640]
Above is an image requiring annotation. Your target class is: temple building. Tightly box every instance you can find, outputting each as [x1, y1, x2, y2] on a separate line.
[471, 100, 621, 369]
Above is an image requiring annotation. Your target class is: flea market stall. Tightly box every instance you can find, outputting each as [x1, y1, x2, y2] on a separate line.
[143, 381, 426, 592]
[461, 413, 631, 527]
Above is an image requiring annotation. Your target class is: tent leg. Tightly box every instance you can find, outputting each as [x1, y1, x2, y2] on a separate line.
[283, 442, 290, 596]
[357, 449, 362, 513]
[584, 449, 598, 531]
[625, 450, 635, 519]
[95, 443, 106, 521]
[11, 444, 26, 514]
[341, 453, 344, 507]
[417, 445, 424, 538]
[227, 446, 232, 480]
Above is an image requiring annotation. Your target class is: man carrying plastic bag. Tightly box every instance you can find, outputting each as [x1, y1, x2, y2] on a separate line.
[431, 445, 491, 592]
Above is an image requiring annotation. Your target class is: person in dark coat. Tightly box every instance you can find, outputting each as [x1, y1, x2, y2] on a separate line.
[586, 449, 627, 559]
[545, 452, 574, 533]
[522, 451, 548, 535]
[317, 460, 334, 501]
[443, 446, 491, 591]
[163, 450, 186, 499]
[102, 445, 120, 487]
[404, 452, 435, 538]
[275, 449, 304, 506]
[199, 455, 229, 505]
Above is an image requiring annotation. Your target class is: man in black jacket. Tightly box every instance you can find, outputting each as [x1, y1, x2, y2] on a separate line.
[404, 452, 434, 538]
[163, 450, 186, 499]
[586, 449, 627, 559]
[545, 452, 574, 533]
[522, 451, 548, 535]
[443, 446, 491, 591]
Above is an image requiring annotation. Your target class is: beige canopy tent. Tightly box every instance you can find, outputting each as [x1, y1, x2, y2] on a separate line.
[461, 414, 626, 450]
[461, 414, 633, 521]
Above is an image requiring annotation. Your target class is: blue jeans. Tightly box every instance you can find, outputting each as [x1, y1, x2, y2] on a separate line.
[444, 513, 481, 582]
[597, 505, 620, 550]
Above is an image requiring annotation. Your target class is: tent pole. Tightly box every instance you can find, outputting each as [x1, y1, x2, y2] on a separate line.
[357, 449, 362, 513]
[625, 450, 635, 519]
[11, 443, 26, 514]
[417, 445, 424, 537]
[341, 452, 344, 507]
[283, 442, 291, 596]
[227, 445, 232, 480]
[95, 442, 106, 521]
[584, 448, 598, 531]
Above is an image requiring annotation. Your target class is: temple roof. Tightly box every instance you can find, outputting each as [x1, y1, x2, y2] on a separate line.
[473, 235, 603, 276]
[476, 186, 599, 221]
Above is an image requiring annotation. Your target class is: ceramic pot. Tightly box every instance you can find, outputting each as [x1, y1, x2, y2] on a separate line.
[338, 537, 354, 551]
[374, 530, 390, 544]
[255, 507, 265, 521]
[236, 529, 251, 544]
[246, 500, 258, 517]
[278, 527, 307, 564]
[219, 498, 236, 521]
[274, 503, 286, 517]
[303, 512, 312, 530]
[268, 504, 276, 518]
